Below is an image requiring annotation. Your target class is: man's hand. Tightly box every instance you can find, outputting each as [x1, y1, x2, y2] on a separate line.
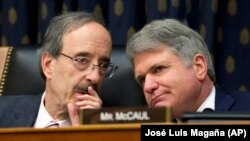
[75, 86, 102, 108]
[68, 86, 102, 126]
[67, 103, 80, 126]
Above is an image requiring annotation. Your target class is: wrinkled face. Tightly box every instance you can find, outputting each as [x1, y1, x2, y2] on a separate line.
[43, 22, 112, 106]
[134, 44, 203, 118]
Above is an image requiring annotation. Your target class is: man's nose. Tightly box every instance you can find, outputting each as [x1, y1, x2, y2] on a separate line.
[85, 65, 102, 83]
[143, 74, 158, 95]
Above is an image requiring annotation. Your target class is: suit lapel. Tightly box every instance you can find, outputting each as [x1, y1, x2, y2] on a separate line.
[12, 95, 42, 127]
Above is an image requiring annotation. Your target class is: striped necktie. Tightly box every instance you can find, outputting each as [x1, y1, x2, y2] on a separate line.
[46, 121, 60, 128]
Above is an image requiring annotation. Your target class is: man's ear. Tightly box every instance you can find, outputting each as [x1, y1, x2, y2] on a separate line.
[192, 54, 207, 81]
[41, 53, 54, 79]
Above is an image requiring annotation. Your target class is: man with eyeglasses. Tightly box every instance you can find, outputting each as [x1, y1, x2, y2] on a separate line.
[0, 11, 118, 128]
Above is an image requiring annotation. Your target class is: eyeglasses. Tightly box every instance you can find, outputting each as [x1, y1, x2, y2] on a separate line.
[60, 53, 118, 78]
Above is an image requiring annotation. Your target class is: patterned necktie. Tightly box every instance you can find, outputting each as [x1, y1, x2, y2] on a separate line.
[46, 121, 60, 128]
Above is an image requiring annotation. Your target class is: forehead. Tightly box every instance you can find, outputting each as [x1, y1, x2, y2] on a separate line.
[134, 45, 171, 64]
[133, 45, 179, 74]
[62, 22, 112, 56]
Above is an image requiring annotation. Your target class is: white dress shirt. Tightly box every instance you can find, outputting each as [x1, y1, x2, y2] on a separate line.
[33, 92, 71, 128]
[197, 85, 215, 112]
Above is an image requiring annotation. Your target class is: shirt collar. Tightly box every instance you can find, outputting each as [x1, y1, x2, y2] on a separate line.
[33, 92, 71, 128]
[197, 85, 215, 112]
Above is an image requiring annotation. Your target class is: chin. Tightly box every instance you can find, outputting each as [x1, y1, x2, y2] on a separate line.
[153, 102, 171, 107]
[153, 103, 167, 107]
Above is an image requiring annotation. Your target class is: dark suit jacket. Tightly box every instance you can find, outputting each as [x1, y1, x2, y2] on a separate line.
[1, 89, 250, 128]
[0, 94, 42, 128]
[215, 88, 250, 111]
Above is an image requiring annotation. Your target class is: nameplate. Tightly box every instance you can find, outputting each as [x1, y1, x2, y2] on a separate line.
[80, 107, 172, 124]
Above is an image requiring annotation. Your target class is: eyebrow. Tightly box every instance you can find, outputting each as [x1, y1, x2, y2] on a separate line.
[135, 64, 159, 81]
[99, 56, 110, 63]
[74, 52, 110, 63]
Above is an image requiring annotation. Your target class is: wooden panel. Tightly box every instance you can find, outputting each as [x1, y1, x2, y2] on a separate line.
[0, 124, 141, 141]
[1, 122, 250, 141]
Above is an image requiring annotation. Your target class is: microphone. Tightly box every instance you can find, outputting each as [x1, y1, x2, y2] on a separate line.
[202, 108, 214, 112]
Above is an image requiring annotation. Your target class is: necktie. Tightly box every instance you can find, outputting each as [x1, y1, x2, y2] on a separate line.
[46, 121, 60, 128]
